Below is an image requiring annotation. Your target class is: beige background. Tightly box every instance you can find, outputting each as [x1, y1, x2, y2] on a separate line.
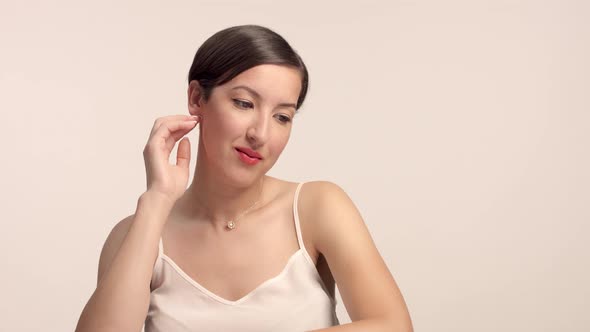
[1, 0, 588, 331]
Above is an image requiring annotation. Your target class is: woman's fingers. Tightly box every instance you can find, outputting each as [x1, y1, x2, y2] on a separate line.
[151, 118, 197, 148]
[143, 117, 200, 170]
[169, 119, 199, 143]
[163, 120, 198, 152]
[148, 115, 199, 140]
[142, 115, 200, 201]
[176, 137, 191, 169]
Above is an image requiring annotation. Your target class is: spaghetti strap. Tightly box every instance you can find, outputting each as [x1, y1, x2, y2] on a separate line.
[292, 181, 317, 267]
[151, 236, 165, 290]
[292, 181, 306, 252]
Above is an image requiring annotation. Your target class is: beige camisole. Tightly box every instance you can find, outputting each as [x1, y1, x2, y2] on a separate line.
[144, 182, 340, 331]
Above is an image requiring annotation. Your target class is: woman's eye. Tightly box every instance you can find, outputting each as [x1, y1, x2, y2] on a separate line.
[233, 99, 291, 124]
[276, 115, 292, 123]
[233, 99, 253, 109]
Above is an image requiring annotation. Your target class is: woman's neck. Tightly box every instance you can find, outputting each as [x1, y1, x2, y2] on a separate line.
[175, 156, 266, 229]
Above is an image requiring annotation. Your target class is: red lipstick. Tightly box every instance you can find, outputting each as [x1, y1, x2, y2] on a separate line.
[234, 147, 262, 165]
[235, 146, 263, 160]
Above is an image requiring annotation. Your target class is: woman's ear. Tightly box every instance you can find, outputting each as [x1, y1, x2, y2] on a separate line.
[188, 80, 204, 116]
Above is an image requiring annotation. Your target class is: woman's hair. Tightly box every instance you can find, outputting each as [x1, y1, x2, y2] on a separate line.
[187, 24, 309, 110]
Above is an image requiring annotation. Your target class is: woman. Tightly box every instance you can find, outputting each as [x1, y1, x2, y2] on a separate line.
[75, 25, 413, 332]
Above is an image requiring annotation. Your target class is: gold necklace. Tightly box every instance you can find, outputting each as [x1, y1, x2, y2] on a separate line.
[226, 177, 264, 230]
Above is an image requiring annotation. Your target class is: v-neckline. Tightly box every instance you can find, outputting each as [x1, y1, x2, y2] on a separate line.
[159, 248, 305, 306]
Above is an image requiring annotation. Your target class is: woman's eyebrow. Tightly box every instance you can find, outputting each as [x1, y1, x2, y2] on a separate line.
[231, 85, 297, 110]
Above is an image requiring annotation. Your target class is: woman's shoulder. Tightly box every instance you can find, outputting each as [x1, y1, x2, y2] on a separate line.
[269, 177, 347, 207]
[262, 176, 351, 225]
[295, 180, 357, 228]
[270, 176, 344, 197]
[291, 180, 353, 262]
[266, 177, 345, 214]
[297, 179, 347, 202]
[280, 179, 350, 228]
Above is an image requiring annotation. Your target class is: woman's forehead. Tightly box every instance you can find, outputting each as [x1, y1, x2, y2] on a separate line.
[222, 65, 301, 101]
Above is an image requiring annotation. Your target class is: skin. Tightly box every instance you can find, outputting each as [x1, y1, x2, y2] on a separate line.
[158, 64, 324, 303]
[160, 64, 413, 331]
[173, 64, 301, 230]
[88, 63, 413, 331]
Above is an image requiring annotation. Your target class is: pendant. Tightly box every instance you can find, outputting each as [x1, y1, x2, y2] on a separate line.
[226, 220, 236, 230]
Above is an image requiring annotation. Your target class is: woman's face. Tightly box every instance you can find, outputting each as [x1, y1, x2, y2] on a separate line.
[189, 64, 302, 184]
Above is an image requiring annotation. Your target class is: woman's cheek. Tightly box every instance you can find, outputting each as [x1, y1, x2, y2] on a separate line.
[270, 136, 289, 158]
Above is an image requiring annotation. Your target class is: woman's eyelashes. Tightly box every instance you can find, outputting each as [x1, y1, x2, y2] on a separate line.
[232, 99, 292, 124]
[277, 115, 292, 123]
[233, 99, 253, 109]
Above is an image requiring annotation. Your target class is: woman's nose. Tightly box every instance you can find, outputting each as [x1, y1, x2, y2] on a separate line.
[246, 114, 270, 147]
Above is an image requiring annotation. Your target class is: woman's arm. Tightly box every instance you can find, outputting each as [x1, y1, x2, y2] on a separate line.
[75, 191, 174, 332]
[306, 181, 414, 332]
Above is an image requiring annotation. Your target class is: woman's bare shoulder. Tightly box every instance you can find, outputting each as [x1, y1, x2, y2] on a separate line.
[295, 180, 346, 249]
[299, 180, 344, 200]
[273, 178, 341, 198]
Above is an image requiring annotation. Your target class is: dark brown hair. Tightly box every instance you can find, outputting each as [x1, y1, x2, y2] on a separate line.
[187, 25, 309, 110]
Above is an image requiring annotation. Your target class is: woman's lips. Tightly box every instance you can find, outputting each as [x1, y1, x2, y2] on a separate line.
[235, 146, 263, 159]
[235, 148, 260, 165]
